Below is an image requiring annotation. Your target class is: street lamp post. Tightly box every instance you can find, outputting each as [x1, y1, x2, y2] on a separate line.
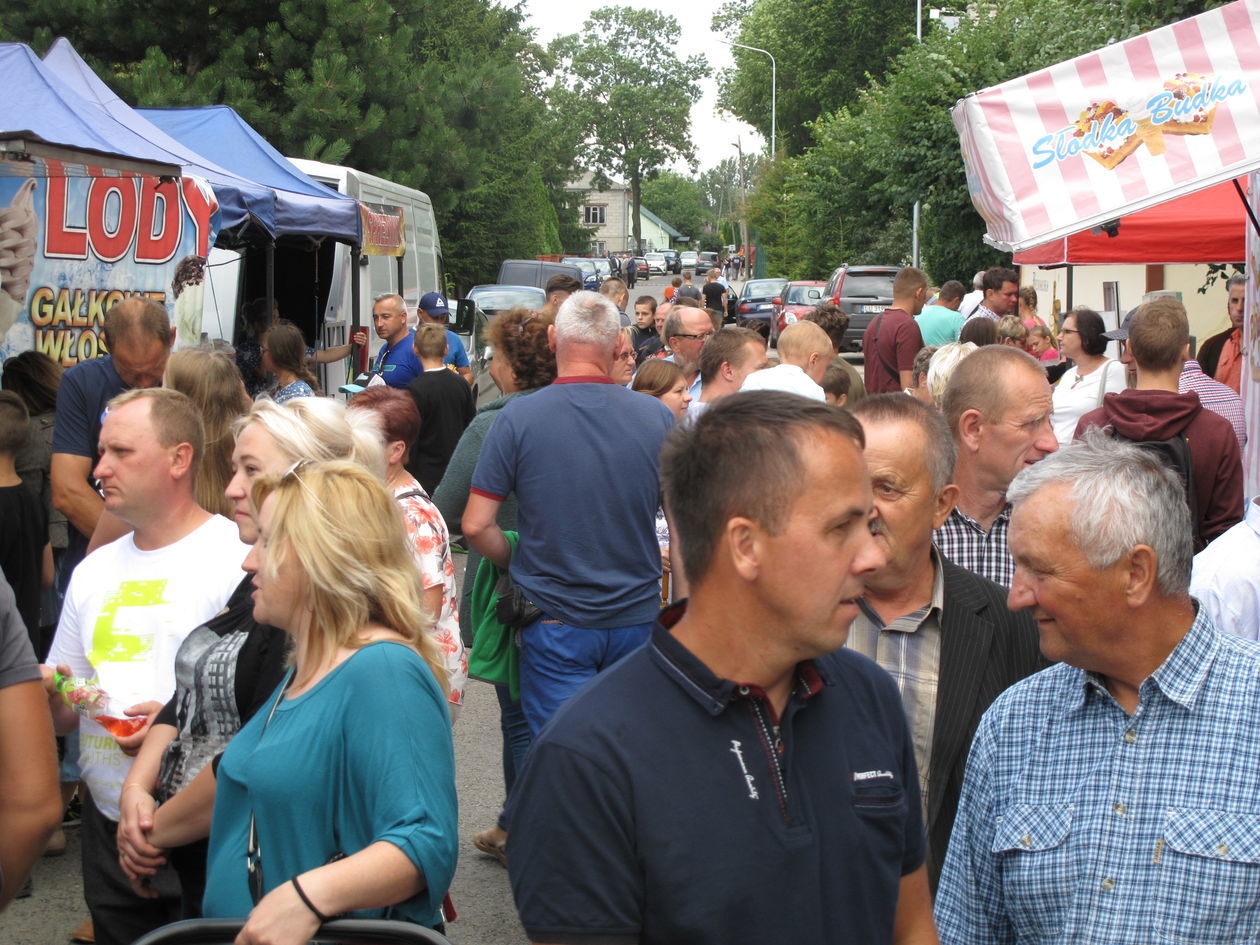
[721, 40, 776, 157]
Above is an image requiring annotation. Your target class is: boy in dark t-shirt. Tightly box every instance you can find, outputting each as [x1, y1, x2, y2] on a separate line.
[0, 392, 49, 648]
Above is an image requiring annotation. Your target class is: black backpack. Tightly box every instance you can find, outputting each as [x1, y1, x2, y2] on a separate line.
[1127, 431, 1203, 552]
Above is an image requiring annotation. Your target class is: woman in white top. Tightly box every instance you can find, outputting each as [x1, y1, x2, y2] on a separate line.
[1051, 307, 1127, 445]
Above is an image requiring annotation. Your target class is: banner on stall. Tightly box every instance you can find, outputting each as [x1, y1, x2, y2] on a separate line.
[0, 164, 220, 366]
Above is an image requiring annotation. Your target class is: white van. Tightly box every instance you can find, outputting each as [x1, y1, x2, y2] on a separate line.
[198, 161, 488, 397]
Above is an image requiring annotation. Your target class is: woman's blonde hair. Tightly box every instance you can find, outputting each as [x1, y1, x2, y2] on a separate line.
[251, 460, 447, 693]
[164, 349, 250, 517]
[232, 397, 386, 481]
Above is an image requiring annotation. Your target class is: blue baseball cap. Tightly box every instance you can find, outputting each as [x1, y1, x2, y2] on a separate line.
[419, 291, 451, 318]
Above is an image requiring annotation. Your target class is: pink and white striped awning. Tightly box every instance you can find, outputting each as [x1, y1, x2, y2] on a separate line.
[953, 0, 1260, 253]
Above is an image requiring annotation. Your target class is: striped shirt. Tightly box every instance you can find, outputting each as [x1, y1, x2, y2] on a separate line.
[1180, 358, 1247, 450]
[847, 550, 945, 819]
[935, 505, 1014, 588]
[936, 609, 1260, 945]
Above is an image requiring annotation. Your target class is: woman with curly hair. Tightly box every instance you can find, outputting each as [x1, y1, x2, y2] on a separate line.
[431, 306, 556, 867]
[260, 321, 319, 403]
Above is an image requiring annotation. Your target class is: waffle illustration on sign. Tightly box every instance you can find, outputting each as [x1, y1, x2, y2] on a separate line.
[1071, 101, 1144, 170]
[0, 178, 38, 343]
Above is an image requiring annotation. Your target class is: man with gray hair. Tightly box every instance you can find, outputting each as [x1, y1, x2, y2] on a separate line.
[936, 431, 1260, 944]
[465, 290, 676, 737]
[849, 395, 1042, 890]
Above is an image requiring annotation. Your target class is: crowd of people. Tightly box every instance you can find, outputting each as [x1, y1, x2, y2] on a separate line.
[0, 263, 1255, 945]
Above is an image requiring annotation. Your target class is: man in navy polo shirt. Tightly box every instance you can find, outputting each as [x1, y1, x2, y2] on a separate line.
[464, 290, 676, 737]
[368, 293, 423, 388]
[417, 290, 472, 383]
[506, 392, 937, 945]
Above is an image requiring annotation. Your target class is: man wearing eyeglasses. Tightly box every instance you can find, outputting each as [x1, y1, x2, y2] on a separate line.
[662, 302, 715, 400]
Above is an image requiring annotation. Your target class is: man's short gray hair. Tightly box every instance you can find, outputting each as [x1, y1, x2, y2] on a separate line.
[1227, 273, 1247, 292]
[555, 290, 621, 349]
[373, 292, 405, 309]
[1007, 428, 1192, 596]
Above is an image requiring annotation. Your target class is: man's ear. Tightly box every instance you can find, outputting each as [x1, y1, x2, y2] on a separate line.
[547, 323, 558, 353]
[170, 441, 195, 481]
[932, 483, 960, 529]
[725, 516, 764, 582]
[957, 409, 984, 453]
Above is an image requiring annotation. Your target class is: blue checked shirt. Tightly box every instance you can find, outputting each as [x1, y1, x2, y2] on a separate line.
[935, 505, 1014, 588]
[935, 609, 1260, 944]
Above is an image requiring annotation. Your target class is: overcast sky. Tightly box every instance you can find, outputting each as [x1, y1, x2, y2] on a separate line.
[520, 0, 766, 173]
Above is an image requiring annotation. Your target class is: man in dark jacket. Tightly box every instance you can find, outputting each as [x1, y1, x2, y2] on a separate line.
[849, 394, 1043, 890]
[1195, 273, 1245, 392]
[1076, 296, 1242, 545]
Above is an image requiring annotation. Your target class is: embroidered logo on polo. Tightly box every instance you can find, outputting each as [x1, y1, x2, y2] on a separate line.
[853, 769, 895, 782]
[730, 740, 759, 800]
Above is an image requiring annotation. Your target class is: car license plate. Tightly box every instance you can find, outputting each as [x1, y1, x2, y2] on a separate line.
[860, 304, 886, 313]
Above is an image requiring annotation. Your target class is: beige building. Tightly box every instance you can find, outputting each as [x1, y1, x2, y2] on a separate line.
[567, 173, 681, 254]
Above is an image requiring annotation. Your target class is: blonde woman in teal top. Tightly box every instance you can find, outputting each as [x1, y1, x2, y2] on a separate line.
[201, 461, 456, 941]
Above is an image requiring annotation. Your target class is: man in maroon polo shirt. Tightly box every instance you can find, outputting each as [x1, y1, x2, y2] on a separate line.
[863, 267, 928, 395]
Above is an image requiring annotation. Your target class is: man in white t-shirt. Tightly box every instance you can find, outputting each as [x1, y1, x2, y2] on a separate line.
[43, 388, 248, 945]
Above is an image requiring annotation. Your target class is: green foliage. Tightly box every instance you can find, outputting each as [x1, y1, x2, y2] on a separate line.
[1, 0, 581, 289]
[745, 0, 1185, 282]
[640, 172, 713, 241]
[715, 0, 917, 156]
[549, 7, 709, 251]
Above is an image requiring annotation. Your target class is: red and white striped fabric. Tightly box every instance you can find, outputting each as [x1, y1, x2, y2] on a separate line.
[953, 0, 1260, 252]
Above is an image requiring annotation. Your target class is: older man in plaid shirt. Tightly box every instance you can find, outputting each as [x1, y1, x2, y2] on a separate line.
[936, 432, 1260, 944]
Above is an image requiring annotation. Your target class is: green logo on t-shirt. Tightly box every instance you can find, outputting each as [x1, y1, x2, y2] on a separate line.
[90, 579, 171, 664]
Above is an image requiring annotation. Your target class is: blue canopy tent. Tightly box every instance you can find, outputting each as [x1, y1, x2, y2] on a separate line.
[140, 106, 365, 345]
[0, 43, 181, 177]
[42, 38, 276, 247]
[139, 106, 360, 246]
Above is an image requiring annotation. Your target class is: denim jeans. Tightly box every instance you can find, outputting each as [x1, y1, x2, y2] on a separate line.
[495, 683, 531, 830]
[518, 616, 654, 737]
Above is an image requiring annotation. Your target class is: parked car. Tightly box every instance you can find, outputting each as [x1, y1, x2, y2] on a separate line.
[660, 249, 682, 274]
[679, 250, 698, 271]
[498, 259, 584, 291]
[561, 257, 602, 291]
[633, 256, 649, 277]
[770, 280, 827, 343]
[644, 252, 667, 275]
[467, 284, 547, 317]
[823, 265, 901, 352]
[696, 251, 718, 272]
[735, 278, 790, 324]
[592, 257, 612, 279]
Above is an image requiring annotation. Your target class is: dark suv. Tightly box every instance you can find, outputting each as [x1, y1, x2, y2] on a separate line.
[823, 265, 901, 352]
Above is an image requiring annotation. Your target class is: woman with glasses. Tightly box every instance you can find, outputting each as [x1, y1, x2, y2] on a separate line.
[1051, 307, 1127, 446]
[432, 306, 555, 868]
[201, 460, 456, 940]
[115, 398, 385, 917]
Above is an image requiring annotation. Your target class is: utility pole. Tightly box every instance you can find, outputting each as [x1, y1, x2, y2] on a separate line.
[734, 138, 749, 258]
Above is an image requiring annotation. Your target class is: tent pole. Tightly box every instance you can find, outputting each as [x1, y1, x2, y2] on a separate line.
[1232, 179, 1260, 237]
[265, 244, 275, 326]
[351, 245, 362, 341]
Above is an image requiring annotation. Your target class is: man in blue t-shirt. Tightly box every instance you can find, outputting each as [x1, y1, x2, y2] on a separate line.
[417, 291, 471, 384]
[51, 299, 174, 586]
[505, 392, 935, 945]
[369, 294, 423, 388]
[465, 291, 675, 737]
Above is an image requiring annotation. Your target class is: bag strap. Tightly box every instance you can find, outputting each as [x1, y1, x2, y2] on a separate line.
[247, 669, 294, 904]
[1095, 360, 1114, 408]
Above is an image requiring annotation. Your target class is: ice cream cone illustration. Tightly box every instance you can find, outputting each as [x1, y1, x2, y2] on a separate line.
[0, 179, 38, 342]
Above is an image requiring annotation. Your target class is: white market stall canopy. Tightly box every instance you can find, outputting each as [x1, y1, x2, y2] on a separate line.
[953, 0, 1260, 252]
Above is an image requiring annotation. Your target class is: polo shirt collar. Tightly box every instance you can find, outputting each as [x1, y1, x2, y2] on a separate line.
[552, 375, 616, 385]
[1246, 497, 1260, 539]
[652, 602, 828, 716]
